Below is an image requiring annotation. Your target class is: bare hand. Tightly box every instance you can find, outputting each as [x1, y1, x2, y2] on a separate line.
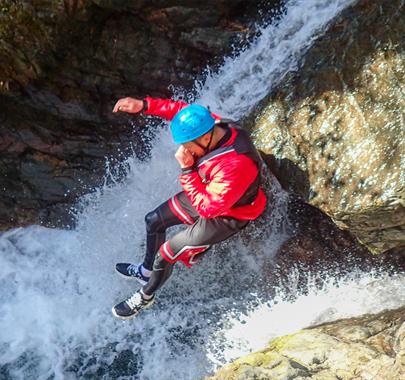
[175, 146, 195, 168]
[113, 97, 143, 114]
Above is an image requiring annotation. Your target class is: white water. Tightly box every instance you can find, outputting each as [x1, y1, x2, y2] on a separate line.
[1, 0, 404, 379]
[197, 0, 358, 118]
[206, 271, 405, 364]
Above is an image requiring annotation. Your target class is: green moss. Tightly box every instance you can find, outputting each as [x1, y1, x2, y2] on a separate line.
[212, 351, 284, 380]
[266, 332, 300, 352]
[233, 350, 284, 368]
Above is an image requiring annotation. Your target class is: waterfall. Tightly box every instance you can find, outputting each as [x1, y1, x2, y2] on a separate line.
[1, 1, 403, 379]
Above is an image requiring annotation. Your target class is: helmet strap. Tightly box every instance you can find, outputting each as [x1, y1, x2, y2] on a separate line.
[193, 129, 214, 154]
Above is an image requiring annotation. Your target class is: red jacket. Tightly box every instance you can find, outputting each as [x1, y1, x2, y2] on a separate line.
[144, 97, 267, 220]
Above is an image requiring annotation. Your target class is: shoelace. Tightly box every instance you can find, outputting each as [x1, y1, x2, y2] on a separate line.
[127, 264, 140, 276]
[126, 292, 145, 310]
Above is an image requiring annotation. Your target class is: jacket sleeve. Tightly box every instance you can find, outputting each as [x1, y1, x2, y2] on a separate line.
[144, 97, 188, 121]
[179, 155, 258, 218]
[144, 96, 222, 121]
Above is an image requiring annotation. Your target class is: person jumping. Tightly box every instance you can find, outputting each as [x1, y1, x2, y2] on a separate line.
[111, 96, 267, 319]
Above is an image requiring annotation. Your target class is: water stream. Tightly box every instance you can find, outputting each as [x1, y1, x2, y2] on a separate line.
[1, 1, 404, 379]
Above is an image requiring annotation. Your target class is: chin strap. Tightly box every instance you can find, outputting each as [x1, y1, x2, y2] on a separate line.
[193, 129, 214, 155]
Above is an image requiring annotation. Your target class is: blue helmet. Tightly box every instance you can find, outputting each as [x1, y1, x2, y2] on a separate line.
[170, 104, 215, 144]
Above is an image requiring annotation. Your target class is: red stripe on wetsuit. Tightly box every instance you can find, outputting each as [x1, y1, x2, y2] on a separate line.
[168, 196, 194, 225]
[160, 241, 210, 267]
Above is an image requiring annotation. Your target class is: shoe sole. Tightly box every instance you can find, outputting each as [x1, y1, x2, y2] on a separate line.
[111, 298, 155, 320]
[114, 266, 148, 286]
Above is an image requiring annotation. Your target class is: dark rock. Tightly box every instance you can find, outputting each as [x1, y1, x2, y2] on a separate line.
[0, 0, 283, 229]
[180, 28, 242, 54]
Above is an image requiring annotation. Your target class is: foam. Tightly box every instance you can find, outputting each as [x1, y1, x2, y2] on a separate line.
[3, 1, 401, 379]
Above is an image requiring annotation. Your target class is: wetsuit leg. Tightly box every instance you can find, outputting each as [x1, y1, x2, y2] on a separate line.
[142, 251, 173, 295]
[142, 216, 249, 296]
[142, 201, 182, 270]
[142, 192, 200, 270]
[160, 216, 249, 267]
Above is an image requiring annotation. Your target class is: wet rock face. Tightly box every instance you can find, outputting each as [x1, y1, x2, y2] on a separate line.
[249, 0, 405, 254]
[245, 185, 404, 294]
[0, 94, 140, 229]
[0, 0, 282, 229]
[0, 0, 259, 94]
[208, 307, 405, 380]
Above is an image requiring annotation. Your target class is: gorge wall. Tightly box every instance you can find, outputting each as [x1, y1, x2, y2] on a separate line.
[208, 306, 405, 380]
[1, 1, 404, 379]
[207, 0, 405, 377]
[249, 0, 405, 255]
[0, 0, 281, 229]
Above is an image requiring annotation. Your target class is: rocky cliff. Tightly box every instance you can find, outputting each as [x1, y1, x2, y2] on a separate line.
[207, 0, 405, 377]
[0, 0, 281, 229]
[249, 0, 405, 255]
[1, 1, 404, 378]
[208, 306, 405, 380]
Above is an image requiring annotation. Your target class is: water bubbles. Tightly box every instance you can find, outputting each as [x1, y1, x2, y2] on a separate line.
[2, 0, 395, 379]
[206, 271, 405, 365]
[197, 0, 357, 120]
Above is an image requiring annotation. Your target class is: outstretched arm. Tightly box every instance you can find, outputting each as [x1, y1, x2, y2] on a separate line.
[112, 96, 188, 121]
[113, 96, 221, 121]
[143, 97, 189, 121]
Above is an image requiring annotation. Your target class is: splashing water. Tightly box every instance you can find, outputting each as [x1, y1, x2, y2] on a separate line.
[206, 271, 405, 365]
[197, 0, 358, 119]
[1, 0, 403, 379]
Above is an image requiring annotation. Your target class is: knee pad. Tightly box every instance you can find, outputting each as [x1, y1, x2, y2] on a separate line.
[145, 210, 165, 233]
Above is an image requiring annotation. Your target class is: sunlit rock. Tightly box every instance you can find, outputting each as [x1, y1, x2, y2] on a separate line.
[208, 307, 405, 380]
[250, 0, 405, 254]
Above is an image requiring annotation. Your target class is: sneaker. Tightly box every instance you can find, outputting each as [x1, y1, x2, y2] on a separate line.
[112, 291, 155, 320]
[115, 263, 150, 285]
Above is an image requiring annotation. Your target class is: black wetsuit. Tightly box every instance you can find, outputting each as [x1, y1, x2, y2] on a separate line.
[141, 123, 263, 295]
